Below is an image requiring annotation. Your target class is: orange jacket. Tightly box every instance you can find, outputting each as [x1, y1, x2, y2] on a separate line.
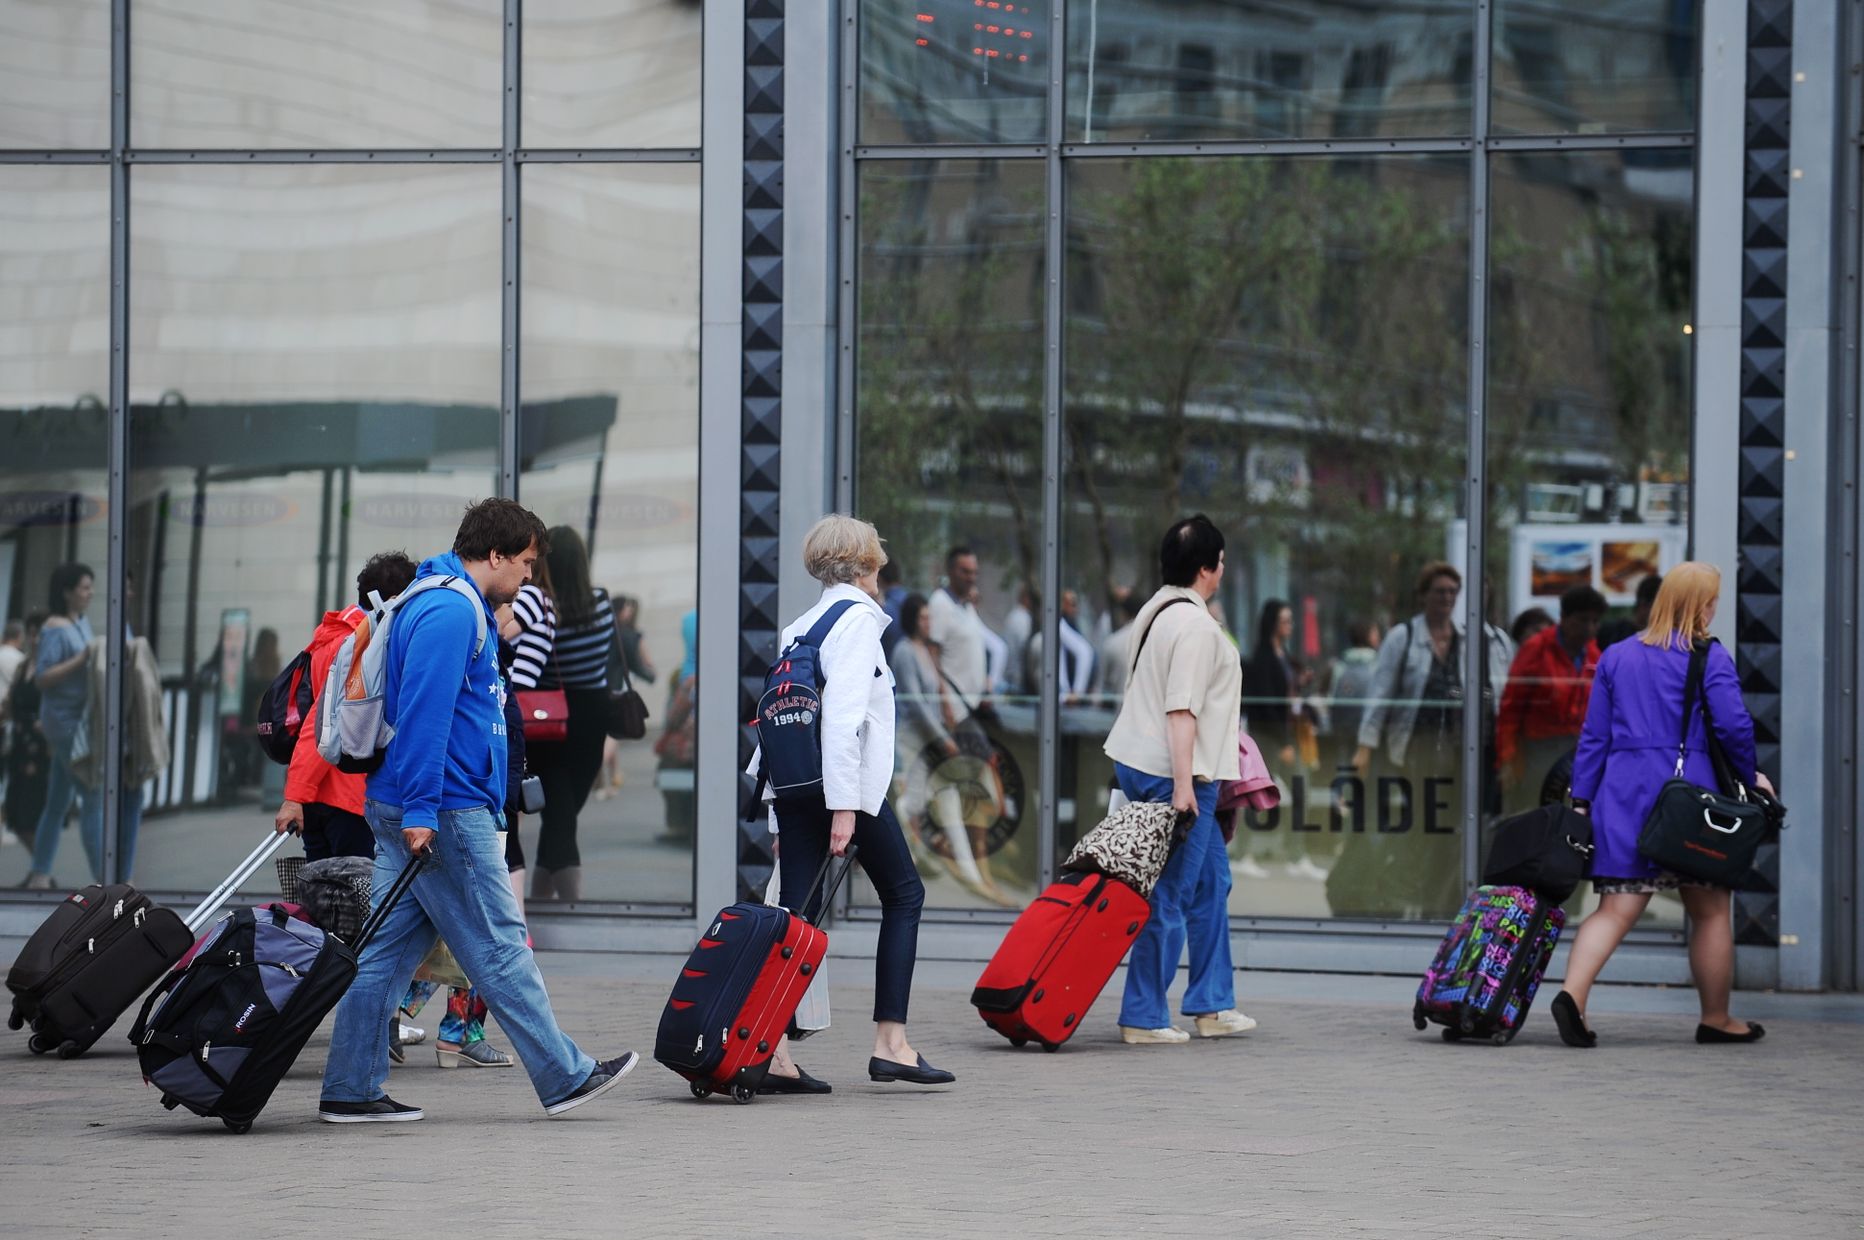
[1496, 624, 1599, 768]
[283, 607, 367, 815]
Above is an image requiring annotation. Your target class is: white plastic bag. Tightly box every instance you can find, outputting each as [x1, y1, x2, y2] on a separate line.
[764, 866, 830, 1038]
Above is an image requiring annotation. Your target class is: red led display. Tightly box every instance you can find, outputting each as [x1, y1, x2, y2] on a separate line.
[909, 0, 1044, 69]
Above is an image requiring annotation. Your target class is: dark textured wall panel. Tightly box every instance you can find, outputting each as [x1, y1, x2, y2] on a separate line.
[1735, 0, 1790, 948]
[737, 0, 784, 901]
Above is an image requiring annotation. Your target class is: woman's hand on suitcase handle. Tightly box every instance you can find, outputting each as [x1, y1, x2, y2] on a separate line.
[829, 810, 856, 857]
[402, 827, 437, 858]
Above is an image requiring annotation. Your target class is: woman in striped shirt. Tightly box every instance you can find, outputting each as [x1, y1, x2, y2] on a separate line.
[526, 526, 617, 902]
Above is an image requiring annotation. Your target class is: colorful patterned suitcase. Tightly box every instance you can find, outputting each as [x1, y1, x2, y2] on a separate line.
[1412, 885, 1565, 1045]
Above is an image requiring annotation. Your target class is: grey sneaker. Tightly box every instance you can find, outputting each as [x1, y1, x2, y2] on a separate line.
[544, 1052, 639, 1117]
[318, 1096, 424, 1123]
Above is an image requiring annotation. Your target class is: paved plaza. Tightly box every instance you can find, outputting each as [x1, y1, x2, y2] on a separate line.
[1, 948, 1859, 1239]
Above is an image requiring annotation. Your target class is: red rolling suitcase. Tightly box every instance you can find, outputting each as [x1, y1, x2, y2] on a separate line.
[654, 849, 855, 1103]
[971, 870, 1150, 1051]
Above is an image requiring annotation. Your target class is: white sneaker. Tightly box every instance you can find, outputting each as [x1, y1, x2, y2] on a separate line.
[1286, 857, 1331, 882]
[1232, 857, 1271, 880]
[1194, 1009, 1259, 1038]
[398, 1024, 426, 1046]
[1120, 1025, 1191, 1045]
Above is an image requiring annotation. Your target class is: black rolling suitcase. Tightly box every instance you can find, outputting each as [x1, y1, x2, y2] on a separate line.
[6, 832, 290, 1059]
[130, 852, 424, 1133]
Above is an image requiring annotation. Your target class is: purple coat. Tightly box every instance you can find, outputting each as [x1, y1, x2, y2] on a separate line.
[1570, 638, 1757, 879]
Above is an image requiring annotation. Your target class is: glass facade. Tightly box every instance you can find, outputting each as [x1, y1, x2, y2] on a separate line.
[848, 0, 1700, 924]
[0, 1, 700, 909]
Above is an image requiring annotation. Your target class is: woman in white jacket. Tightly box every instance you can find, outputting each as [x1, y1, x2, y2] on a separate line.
[759, 515, 951, 1094]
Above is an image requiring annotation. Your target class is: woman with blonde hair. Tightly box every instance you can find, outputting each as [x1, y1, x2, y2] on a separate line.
[749, 514, 952, 1093]
[1555, 562, 1773, 1048]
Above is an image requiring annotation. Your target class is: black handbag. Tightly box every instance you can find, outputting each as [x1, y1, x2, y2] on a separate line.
[1635, 641, 1774, 888]
[600, 593, 649, 741]
[1482, 803, 1594, 903]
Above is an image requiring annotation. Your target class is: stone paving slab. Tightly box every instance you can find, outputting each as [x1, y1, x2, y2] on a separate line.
[2, 957, 1860, 1239]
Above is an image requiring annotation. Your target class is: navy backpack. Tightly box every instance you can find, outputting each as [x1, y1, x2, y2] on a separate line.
[753, 600, 858, 804]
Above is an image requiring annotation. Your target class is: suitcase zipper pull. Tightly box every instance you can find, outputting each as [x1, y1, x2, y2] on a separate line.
[88, 937, 96, 955]
[200, 1041, 211, 1063]
[134, 908, 146, 927]
[114, 899, 125, 919]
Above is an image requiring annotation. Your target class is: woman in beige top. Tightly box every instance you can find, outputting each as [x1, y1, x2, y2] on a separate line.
[1102, 515, 1256, 1045]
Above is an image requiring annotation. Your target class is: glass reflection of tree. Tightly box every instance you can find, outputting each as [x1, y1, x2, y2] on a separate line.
[1068, 157, 1466, 623]
[856, 165, 1045, 591]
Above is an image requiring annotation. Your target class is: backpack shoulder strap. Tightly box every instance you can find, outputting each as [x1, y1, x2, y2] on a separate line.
[393, 576, 489, 660]
[797, 599, 860, 652]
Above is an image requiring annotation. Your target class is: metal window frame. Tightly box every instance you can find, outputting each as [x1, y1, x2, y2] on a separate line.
[0, 0, 704, 902]
[836, 0, 1700, 925]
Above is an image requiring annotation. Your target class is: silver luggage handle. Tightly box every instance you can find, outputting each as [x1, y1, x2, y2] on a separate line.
[182, 830, 294, 934]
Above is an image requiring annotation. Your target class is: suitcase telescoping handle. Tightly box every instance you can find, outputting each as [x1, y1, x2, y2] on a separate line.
[795, 844, 858, 927]
[182, 830, 295, 935]
[350, 851, 427, 954]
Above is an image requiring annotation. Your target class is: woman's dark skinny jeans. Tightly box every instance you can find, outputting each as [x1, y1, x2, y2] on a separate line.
[775, 797, 925, 1024]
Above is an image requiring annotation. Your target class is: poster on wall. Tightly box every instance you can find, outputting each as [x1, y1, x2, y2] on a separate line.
[1508, 524, 1687, 619]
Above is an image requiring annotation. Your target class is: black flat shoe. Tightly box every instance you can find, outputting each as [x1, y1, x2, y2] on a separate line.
[757, 1066, 832, 1095]
[1696, 1021, 1765, 1044]
[868, 1054, 956, 1085]
[1550, 991, 1597, 1049]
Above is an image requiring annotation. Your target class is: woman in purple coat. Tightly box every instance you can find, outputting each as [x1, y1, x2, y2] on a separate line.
[1555, 563, 1773, 1048]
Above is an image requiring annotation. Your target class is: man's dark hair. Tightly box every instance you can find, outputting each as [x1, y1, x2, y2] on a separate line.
[356, 551, 418, 608]
[1560, 585, 1608, 619]
[945, 545, 976, 569]
[1509, 607, 1555, 646]
[1158, 515, 1224, 587]
[1635, 574, 1663, 608]
[47, 562, 94, 615]
[453, 498, 548, 563]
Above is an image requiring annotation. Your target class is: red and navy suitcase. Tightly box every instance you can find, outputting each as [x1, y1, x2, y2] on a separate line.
[654, 850, 853, 1103]
[6, 831, 290, 1059]
[971, 870, 1150, 1051]
[1412, 884, 1565, 1046]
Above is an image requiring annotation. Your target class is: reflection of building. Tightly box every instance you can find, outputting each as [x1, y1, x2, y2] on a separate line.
[2, 2, 1861, 993]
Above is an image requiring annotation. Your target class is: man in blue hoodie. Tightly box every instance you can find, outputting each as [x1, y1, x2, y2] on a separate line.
[318, 499, 638, 1123]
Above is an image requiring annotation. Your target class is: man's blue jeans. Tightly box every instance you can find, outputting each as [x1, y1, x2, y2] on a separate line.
[320, 801, 594, 1109]
[1113, 764, 1235, 1029]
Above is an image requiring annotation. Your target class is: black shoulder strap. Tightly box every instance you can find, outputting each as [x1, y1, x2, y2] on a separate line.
[1131, 597, 1195, 673]
[1674, 640, 1710, 777]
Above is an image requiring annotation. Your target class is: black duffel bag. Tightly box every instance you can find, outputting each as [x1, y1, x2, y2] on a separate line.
[1636, 640, 1783, 888]
[1482, 803, 1594, 902]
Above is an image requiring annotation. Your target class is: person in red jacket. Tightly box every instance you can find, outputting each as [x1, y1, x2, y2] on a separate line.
[1496, 584, 1606, 809]
[274, 552, 418, 859]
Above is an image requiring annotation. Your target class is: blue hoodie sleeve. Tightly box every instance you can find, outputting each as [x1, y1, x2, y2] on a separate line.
[391, 596, 475, 830]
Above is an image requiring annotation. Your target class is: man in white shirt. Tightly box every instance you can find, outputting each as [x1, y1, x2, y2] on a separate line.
[1103, 515, 1257, 1045]
[927, 547, 989, 711]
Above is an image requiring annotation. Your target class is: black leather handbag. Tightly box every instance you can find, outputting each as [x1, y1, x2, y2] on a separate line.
[1482, 803, 1594, 903]
[1636, 641, 1775, 888]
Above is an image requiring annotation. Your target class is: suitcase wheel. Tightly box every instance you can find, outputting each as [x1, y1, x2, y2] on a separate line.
[1041, 1042, 1060, 1053]
[1009, 1038, 1028, 1048]
[5, 1007, 22, 1031]
[222, 1119, 252, 1135]
[1490, 1029, 1513, 1047]
[1411, 1004, 1427, 1032]
[689, 1081, 711, 1100]
[27, 1032, 57, 1055]
[1457, 1013, 1475, 1034]
[731, 1083, 756, 1105]
[1441, 1027, 1464, 1043]
[55, 1039, 83, 1060]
